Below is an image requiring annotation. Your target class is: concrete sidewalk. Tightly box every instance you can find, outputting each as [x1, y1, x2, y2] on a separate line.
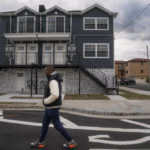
[0, 93, 150, 116]
[120, 86, 150, 95]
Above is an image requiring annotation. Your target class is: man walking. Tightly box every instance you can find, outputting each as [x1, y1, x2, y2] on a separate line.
[30, 65, 77, 149]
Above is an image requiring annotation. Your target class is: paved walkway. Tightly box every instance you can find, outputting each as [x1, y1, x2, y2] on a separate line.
[0, 93, 150, 116]
[120, 86, 150, 95]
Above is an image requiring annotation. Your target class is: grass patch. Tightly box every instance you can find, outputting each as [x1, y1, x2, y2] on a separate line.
[0, 93, 6, 96]
[10, 96, 42, 99]
[120, 90, 150, 100]
[64, 94, 109, 100]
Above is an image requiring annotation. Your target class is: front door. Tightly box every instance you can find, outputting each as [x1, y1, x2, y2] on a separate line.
[42, 43, 53, 65]
[27, 44, 38, 65]
[16, 71, 25, 92]
[55, 44, 66, 65]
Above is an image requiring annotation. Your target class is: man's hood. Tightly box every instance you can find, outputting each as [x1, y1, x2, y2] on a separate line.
[47, 71, 63, 82]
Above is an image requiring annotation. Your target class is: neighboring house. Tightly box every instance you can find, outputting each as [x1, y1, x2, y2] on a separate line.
[125, 58, 150, 82]
[115, 61, 125, 78]
[0, 4, 118, 94]
[115, 59, 150, 82]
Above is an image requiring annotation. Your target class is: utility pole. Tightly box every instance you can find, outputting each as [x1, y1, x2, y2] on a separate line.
[146, 45, 150, 84]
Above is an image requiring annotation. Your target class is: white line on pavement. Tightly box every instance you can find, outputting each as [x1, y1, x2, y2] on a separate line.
[88, 134, 150, 145]
[122, 119, 150, 129]
[60, 116, 78, 127]
[1, 117, 150, 133]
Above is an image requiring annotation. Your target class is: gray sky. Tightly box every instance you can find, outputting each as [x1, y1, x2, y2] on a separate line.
[0, 0, 150, 61]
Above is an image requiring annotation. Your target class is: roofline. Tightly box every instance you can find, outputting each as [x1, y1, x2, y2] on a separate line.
[40, 6, 69, 15]
[127, 58, 150, 62]
[0, 4, 118, 17]
[15, 6, 38, 15]
[81, 4, 118, 17]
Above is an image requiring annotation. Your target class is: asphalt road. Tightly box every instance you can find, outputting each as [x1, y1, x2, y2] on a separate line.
[122, 83, 150, 91]
[0, 110, 150, 150]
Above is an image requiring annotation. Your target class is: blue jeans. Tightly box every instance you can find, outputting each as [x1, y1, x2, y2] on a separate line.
[39, 108, 72, 142]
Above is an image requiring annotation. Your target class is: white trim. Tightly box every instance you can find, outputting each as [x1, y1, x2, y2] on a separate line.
[15, 6, 38, 15]
[83, 17, 109, 31]
[81, 4, 118, 17]
[83, 43, 109, 59]
[41, 6, 69, 15]
[46, 15, 65, 33]
[17, 16, 36, 33]
[15, 44, 26, 52]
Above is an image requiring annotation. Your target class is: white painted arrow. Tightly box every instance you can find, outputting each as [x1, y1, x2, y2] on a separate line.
[89, 134, 150, 145]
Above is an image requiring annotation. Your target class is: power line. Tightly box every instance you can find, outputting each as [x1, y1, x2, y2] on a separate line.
[116, 2, 150, 36]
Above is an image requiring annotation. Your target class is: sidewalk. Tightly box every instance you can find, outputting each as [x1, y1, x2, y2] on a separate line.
[0, 93, 150, 116]
[120, 86, 150, 95]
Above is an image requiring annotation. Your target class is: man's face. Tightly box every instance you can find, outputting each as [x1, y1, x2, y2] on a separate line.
[44, 67, 53, 76]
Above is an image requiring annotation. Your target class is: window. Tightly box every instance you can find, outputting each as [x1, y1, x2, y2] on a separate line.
[18, 73, 23, 77]
[97, 44, 109, 57]
[141, 70, 144, 73]
[84, 17, 109, 30]
[84, 18, 95, 29]
[126, 63, 128, 66]
[29, 46, 36, 51]
[17, 16, 35, 33]
[126, 70, 128, 74]
[57, 46, 64, 51]
[47, 16, 65, 33]
[84, 44, 96, 57]
[141, 62, 144, 65]
[45, 45, 52, 51]
[18, 46, 25, 51]
[84, 43, 109, 58]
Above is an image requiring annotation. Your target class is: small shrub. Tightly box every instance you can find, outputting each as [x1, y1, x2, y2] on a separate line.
[146, 76, 150, 83]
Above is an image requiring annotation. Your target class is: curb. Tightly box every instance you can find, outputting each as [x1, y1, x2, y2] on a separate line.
[61, 107, 150, 116]
[1, 104, 150, 116]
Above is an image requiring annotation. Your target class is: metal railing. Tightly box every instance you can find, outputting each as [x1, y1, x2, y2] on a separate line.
[6, 21, 70, 33]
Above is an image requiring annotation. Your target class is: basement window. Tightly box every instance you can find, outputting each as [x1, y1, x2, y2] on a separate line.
[18, 73, 24, 77]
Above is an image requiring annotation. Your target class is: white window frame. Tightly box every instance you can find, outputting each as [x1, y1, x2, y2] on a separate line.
[83, 17, 109, 30]
[17, 16, 36, 33]
[46, 16, 65, 33]
[83, 43, 109, 59]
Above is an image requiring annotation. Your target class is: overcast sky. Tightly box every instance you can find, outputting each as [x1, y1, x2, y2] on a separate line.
[0, 0, 150, 61]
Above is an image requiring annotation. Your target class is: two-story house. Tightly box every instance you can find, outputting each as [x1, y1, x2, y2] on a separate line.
[0, 4, 118, 94]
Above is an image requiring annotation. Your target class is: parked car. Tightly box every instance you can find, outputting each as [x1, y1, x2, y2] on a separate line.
[120, 77, 136, 85]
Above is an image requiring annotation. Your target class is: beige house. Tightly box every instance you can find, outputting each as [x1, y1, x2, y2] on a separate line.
[115, 58, 150, 82]
[115, 61, 125, 78]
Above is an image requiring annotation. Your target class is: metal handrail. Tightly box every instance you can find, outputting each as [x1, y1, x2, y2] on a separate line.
[78, 53, 108, 88]
[6, 21, 70, 33]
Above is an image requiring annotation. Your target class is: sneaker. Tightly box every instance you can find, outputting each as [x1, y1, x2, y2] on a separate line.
[30, 140, 46, 148]
[63, 140, 77, 149]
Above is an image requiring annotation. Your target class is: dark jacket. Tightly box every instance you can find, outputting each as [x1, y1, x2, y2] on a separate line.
[43, 72, 63, 108]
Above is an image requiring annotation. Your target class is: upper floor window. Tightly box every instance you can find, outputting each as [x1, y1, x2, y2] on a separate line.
[83, 43, 109, 58]
[17, 16, 35, 33]
[83, 17, 109, 30]
[47, 16, 65, 33]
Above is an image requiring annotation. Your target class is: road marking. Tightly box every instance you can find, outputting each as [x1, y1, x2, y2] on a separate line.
[60, 116, 78, 127]
[89, 134, 150, 145]
[1, 117, 150, 133]
[122, 119, 150, 129]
